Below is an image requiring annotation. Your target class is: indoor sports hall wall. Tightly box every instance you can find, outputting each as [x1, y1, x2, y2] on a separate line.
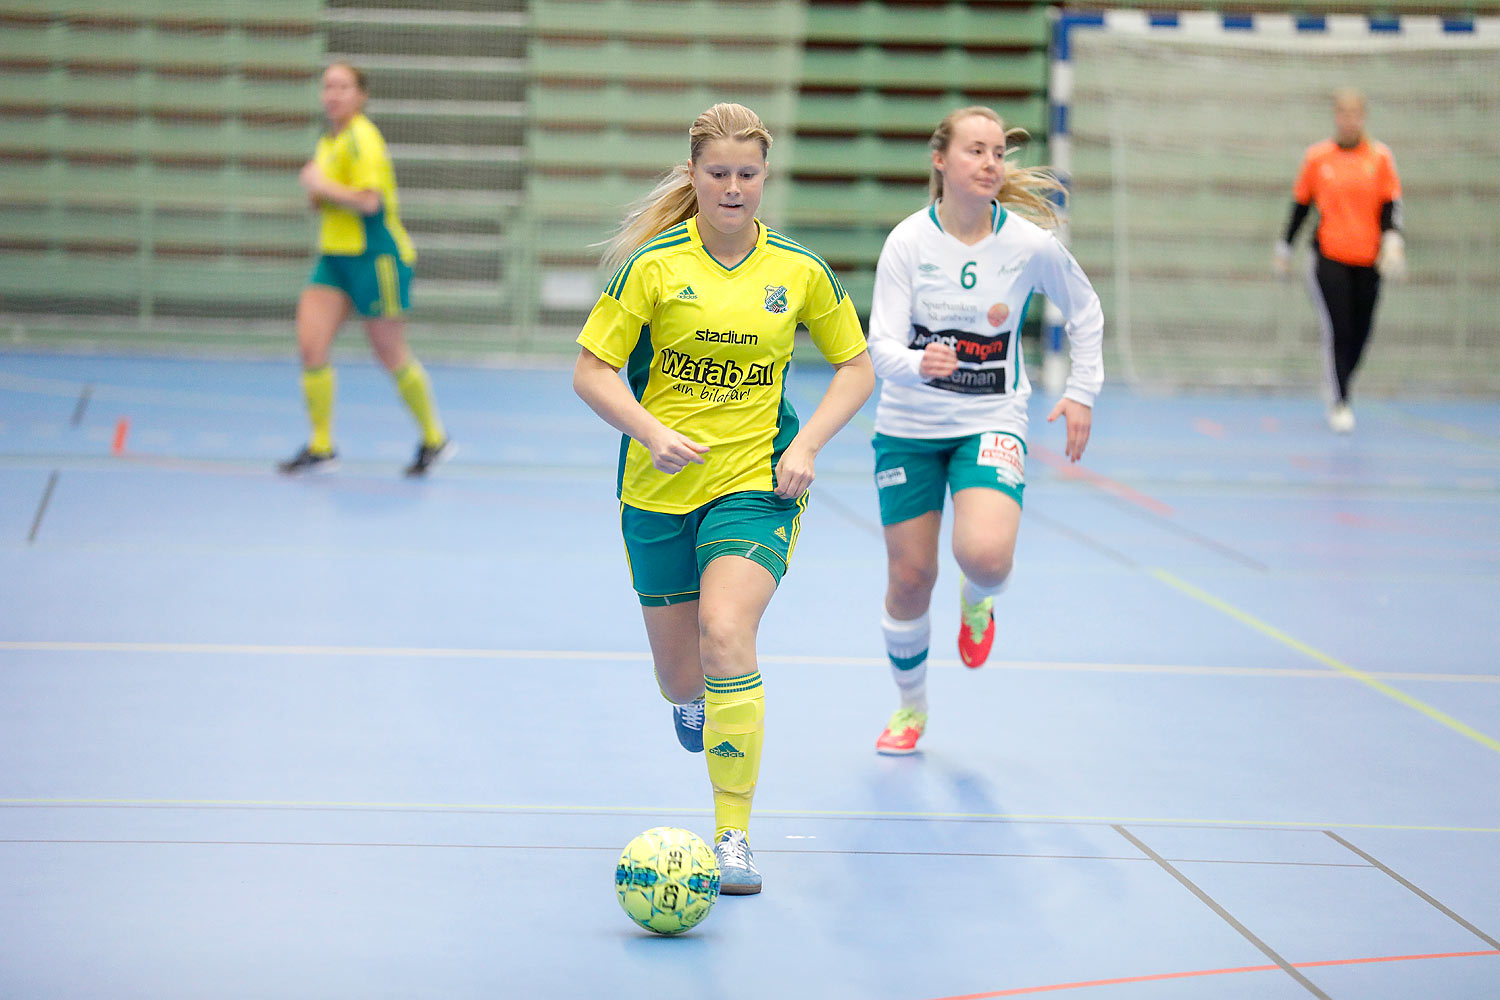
[1, 0, 1495, 392]
[0, 0, 1051, 359]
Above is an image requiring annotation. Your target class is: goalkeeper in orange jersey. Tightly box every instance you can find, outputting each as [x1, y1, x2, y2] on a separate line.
[1274, 88, 1405, 434]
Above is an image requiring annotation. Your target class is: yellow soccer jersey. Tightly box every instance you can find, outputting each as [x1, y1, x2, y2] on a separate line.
[577, 217, 867, 514]
[314, 114, 415, 263]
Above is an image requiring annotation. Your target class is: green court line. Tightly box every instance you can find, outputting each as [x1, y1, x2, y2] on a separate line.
[1372, 402, 1500, 451]
[2, 798, 1497, 834]
[1151, 567, 1500, 755]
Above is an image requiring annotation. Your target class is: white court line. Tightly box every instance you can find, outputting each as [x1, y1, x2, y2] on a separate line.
[1, 797, 1497, 835]
[0, 641, 1495, 683]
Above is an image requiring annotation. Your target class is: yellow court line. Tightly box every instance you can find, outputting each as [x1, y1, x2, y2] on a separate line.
[2, 797, 1499, 834]
[1151, 568, 1500, 755]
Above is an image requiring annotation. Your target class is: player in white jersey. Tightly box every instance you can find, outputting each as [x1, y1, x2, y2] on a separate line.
[866, 106, 1104, 754]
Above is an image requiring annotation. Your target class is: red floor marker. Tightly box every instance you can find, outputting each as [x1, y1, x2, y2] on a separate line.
[112, 417, 130, 455]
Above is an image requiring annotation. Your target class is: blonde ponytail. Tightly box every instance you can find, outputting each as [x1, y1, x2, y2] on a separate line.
[928, 106, 1065, 229]
[599, 166, 698, 271]
[599, 103, 773, 270]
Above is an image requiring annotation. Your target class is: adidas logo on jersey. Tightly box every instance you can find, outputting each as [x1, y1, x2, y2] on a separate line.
[707, 741, 744, 758]
[677, 285, 698, 300]
[773, 526, 788, 542]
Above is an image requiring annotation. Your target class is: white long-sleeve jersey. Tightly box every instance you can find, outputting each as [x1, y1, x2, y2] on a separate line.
[868, 202, 1104, 439]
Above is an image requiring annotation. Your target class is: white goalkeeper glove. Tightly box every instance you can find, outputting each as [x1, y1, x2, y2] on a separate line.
[1272, 240, 1293, 279]
[1377, 231, 1407, 282]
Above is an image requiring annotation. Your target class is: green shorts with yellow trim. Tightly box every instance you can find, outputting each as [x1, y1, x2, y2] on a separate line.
[873, 430, 1026, 527]
[621, 490, 806, 606]
[309, 251, 412, 318]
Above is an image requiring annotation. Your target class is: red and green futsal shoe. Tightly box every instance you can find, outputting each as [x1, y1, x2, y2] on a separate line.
[875, 706, 928, 755]
[958, 577, 995, 668]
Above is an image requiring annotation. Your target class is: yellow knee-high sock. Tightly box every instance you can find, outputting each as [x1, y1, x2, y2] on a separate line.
[703, 671, 764, 840]
[393, 359, 445, 447]
[301, 365, 336, 454]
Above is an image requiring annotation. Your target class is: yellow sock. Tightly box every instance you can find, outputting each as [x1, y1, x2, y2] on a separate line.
[393, 359, 445, 447]
[703, 670, 764, 839]
[301, 365, 336, 454]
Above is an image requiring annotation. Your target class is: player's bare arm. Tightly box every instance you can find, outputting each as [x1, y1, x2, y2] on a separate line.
[1046, 397, 1093, 463]
[772, 351, 873, 498]
[572, 347, 708, 474]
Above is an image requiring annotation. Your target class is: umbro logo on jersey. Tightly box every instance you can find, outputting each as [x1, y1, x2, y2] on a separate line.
[774, 525, 788, 541]
[708, 741, 744, 758]
[677, 285, 698, 300]
[919, 263, 940, 273]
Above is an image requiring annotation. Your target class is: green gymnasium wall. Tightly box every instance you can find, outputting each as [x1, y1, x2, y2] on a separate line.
[0, 0, 1490, 362]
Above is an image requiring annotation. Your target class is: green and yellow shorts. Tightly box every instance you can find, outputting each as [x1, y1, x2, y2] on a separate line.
[309, 250, 412, 318]
[621, 490, 807, 606]
[872, 430, 1026, 527]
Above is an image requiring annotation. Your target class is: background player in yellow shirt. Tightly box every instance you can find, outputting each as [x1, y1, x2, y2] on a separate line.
[572, 103, 873, 895]
[279, 62, 451, 477]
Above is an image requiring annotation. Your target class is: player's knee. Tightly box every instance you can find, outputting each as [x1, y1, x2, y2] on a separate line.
[696, 613, 753, 675]
[888, 558, 938, 605]
[961, 550, 1013, 590]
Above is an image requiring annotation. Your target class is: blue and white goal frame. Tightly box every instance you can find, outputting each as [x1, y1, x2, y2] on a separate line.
[1037, 9, 1500, 391]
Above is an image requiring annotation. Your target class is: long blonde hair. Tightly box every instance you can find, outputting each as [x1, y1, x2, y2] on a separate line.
[600, 103, 773, 270]
[929, 106, 1064, 229]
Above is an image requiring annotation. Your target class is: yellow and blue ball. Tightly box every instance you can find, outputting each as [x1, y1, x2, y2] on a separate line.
[615, 827, 720, 935]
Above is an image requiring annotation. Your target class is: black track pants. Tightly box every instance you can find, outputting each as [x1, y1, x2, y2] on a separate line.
[1309, 253, 1381, 403]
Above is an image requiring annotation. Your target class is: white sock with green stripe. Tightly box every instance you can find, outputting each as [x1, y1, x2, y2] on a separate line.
[882, 611, 929, 712]
[961, 574, 1008, 607]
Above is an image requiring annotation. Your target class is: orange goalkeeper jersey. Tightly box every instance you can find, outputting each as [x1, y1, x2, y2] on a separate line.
[1292, 138, 1401, 267]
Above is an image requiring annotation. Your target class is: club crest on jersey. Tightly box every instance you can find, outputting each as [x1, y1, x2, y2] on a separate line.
[763, 285, 788, 314]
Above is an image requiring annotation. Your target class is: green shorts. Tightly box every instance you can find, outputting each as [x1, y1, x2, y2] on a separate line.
[309, 251, 412, 318]
[873, 431, 1026, 527]
[621, 491, 807, 606]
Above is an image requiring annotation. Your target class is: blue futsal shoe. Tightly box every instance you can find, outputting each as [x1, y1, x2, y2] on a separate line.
[672, 696, 705, 753]
[715, 829, 762, 895]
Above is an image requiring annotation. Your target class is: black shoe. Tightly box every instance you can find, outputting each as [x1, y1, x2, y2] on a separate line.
[278, 446, 338, 475]
[405, 438, 454, 477]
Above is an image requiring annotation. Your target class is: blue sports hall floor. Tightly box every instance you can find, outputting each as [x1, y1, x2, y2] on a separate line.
[2, 349, 1497, 999]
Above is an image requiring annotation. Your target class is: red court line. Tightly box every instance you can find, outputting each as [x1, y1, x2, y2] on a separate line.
[1192, 417, 1225, 440]
[110, 417, 130, 455]
[928, 949, 1500, 999]
[1029, 445, 1173, 517]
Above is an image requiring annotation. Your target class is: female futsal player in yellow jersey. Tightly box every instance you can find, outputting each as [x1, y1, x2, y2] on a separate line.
[573, 103, 874, 894]
[279, 62, 452, 478]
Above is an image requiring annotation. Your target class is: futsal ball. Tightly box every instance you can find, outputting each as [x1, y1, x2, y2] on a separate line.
[615, 826, 720, 935]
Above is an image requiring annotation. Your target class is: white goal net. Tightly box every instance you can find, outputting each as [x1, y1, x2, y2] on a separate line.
[1056, 13, 1500, 392]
